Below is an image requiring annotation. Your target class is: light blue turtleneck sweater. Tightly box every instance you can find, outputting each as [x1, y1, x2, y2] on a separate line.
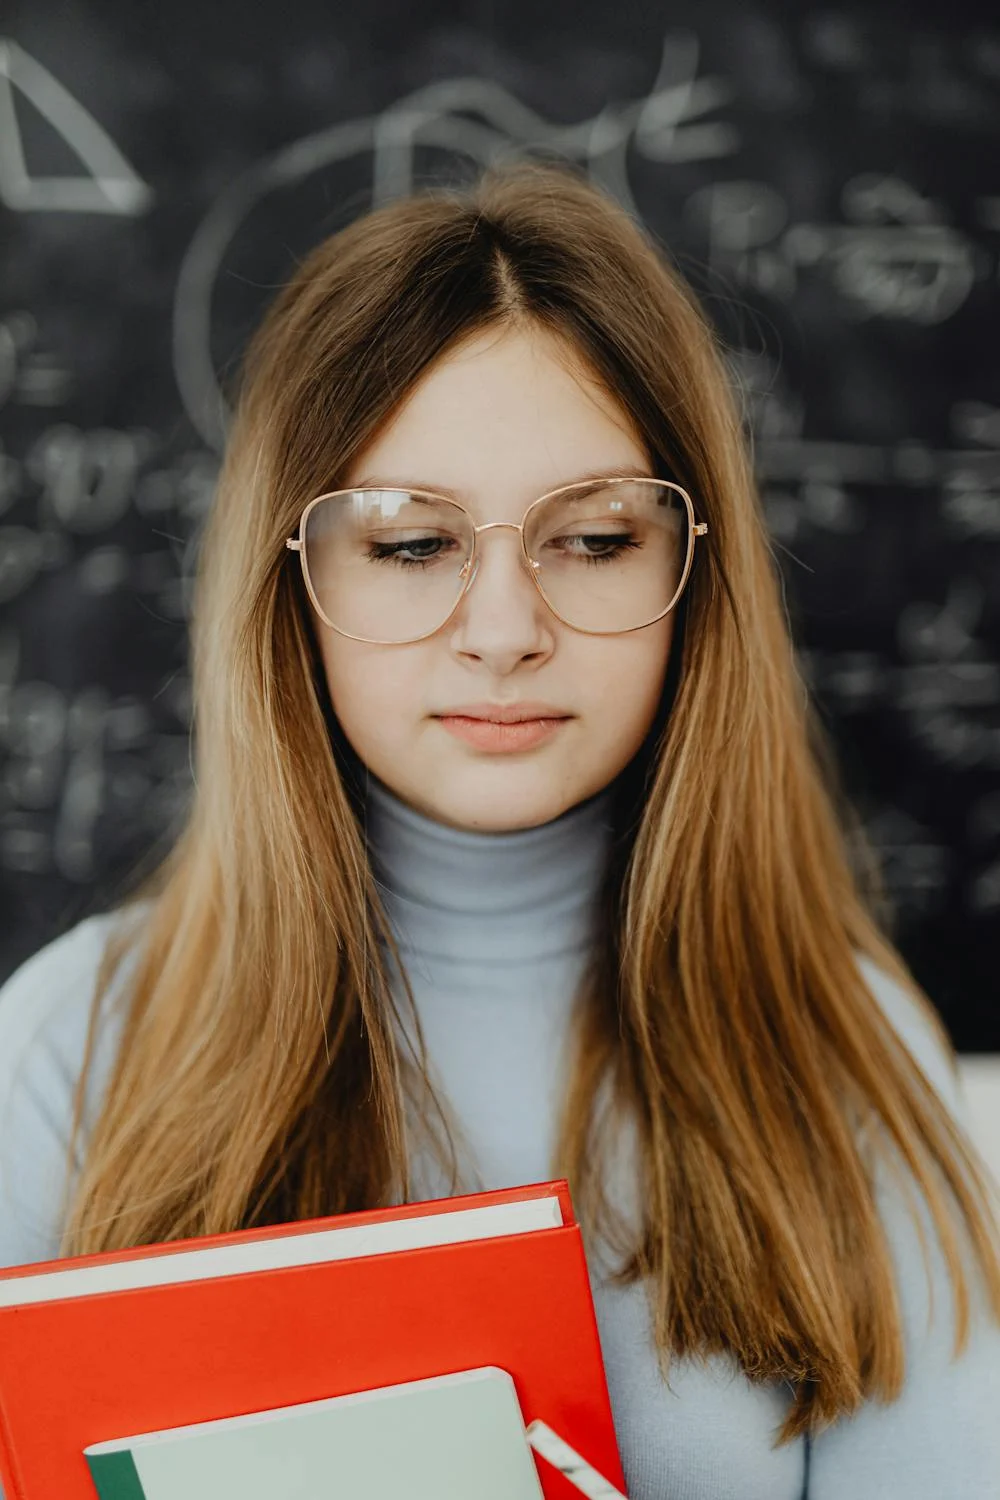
[0, 776, 998, 1498]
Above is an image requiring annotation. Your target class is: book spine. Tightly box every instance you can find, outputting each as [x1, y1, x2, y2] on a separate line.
[86, 1452, 148, 1500]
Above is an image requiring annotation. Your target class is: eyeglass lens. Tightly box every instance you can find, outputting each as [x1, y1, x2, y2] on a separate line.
[301, 480, 691, 641]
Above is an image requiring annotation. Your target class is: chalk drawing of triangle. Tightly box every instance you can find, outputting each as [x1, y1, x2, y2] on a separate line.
[0, 38, 151, 213]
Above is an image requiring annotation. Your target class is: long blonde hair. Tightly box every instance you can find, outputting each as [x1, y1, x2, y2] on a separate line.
[62, 159, 1000, 1444]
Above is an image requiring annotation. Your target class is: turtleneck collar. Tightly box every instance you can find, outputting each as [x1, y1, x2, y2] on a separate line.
[362, 773, 616, 963]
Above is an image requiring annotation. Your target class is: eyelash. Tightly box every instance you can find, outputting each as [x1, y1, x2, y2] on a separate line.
[366, 535, 642, 568]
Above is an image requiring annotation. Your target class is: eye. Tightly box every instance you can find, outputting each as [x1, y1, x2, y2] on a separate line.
[366, 534, 460, 567]
[548, 531, 642, 565]
[567, 532, 632, 554]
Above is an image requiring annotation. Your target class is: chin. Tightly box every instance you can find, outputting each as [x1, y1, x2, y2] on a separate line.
[424, 771, 585, 834]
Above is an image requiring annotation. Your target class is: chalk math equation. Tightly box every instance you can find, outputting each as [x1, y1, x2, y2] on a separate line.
[0, 10, 997, 1036]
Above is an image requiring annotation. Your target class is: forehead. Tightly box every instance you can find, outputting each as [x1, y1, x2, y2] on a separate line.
[341, 324, 651, 519]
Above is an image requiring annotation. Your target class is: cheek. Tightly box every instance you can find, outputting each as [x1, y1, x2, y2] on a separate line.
[588, 618, 674, 730]
[318, 635, 413, 753]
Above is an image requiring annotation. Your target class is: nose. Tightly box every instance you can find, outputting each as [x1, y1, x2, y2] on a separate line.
[447, 525, 554, 671]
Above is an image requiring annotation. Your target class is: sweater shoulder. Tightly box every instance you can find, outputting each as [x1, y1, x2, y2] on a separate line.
[0, 909, 141, 1102]
[855, 950, 966, 1122]
[0, 905, 149, 1267]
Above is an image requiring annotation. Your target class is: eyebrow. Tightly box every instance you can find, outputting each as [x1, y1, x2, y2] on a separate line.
[347, 463, 656, 501]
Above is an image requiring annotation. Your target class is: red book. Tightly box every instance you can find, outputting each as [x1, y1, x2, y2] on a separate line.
[0, 1179, 626, 1499]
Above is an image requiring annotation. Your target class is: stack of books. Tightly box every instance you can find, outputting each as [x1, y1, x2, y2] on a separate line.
[0, 1179, 628, 1498]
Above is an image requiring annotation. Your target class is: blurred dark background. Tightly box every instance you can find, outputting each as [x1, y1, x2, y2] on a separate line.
[1, 2, 998, 1047]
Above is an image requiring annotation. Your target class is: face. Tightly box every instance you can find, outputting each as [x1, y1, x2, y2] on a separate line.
[313, 322, 675, 831]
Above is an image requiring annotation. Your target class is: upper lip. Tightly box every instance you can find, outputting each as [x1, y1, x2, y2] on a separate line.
[436, 702, 572, 723]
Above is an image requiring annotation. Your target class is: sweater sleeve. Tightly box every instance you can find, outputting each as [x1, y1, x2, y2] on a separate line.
[0, 913, 141, 1500]
[0, 912, 132, 1270]
[807, 958, 1000, 1500]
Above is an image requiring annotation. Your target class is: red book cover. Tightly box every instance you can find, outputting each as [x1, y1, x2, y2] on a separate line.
[0, 1179, 626, 1499]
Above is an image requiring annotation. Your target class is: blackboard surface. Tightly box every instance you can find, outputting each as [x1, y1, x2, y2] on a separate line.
[1, 2, 997, 1046]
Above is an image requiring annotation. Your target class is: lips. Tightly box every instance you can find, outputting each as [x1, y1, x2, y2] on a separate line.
[434, 703, 571, 723]
[434, 709, 571, 753]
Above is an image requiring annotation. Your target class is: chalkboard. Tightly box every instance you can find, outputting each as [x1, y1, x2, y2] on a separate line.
[1, 2, 998, 1047]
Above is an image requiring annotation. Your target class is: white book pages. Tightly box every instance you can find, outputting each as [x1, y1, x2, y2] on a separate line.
[0, 1193, 564, 1308]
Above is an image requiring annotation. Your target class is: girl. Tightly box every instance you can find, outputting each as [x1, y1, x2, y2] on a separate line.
[1, 160, 998, 1500]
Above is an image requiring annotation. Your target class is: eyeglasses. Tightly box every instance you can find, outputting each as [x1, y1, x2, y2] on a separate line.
[285, 475, 708, 644]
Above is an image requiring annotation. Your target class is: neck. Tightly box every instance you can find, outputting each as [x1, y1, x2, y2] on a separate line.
[362, 776, 616, 962]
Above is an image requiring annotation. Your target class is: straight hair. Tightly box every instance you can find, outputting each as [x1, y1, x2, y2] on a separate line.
[61, 158, 1000, 1444]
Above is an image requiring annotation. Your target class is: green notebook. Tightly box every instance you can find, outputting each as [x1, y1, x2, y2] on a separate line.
[84, 1366, 544, 1500]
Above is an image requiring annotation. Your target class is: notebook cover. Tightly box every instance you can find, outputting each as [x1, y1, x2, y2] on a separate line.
[0, 1180, 625, 1500]
[84, 1367, 545, 1500]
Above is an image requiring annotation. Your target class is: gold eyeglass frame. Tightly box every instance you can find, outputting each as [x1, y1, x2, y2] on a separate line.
[285, 474, 709, 645]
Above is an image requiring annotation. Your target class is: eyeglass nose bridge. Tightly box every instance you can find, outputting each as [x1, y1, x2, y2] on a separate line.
[459, 520, 542, 588]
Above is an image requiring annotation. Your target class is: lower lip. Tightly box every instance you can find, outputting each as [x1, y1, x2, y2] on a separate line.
[435, 716, 570, 752]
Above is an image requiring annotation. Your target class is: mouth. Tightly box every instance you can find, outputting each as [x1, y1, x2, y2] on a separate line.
[433, 712, 571, 753]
